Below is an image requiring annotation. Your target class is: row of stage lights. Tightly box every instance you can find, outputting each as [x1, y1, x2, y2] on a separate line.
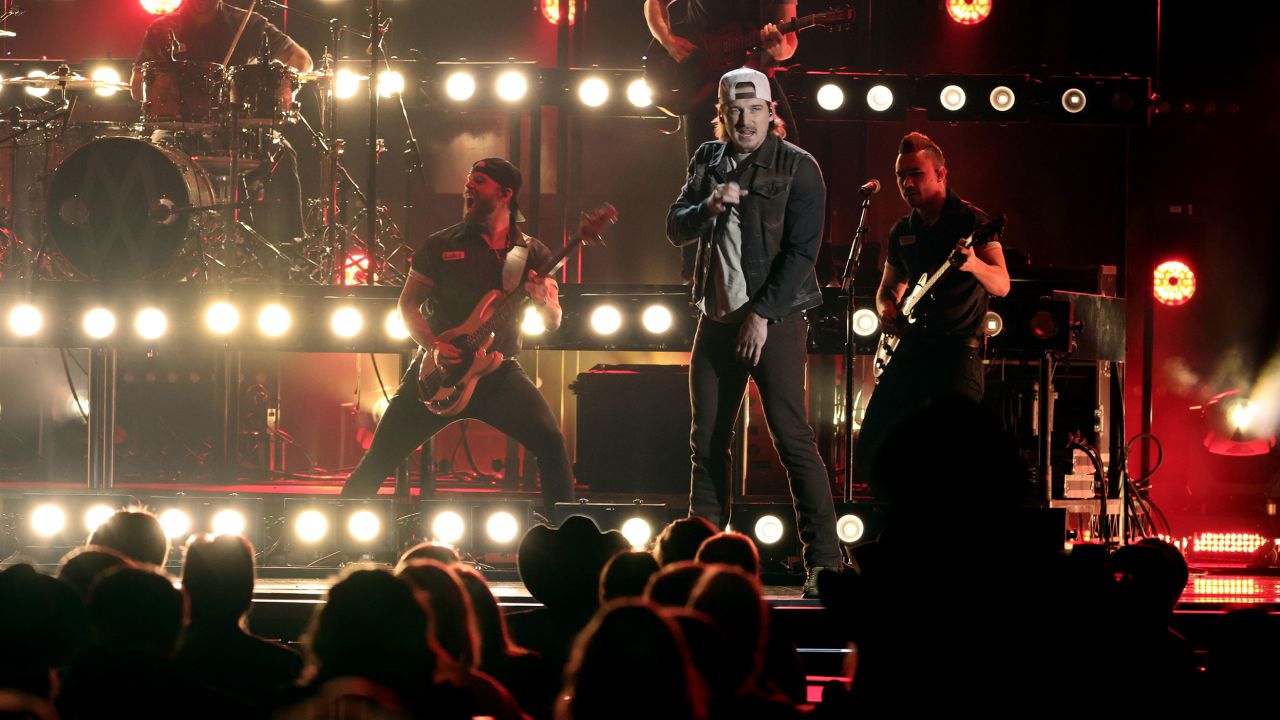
[11, 56, 1150, 126]
[0, 288, 696, 351]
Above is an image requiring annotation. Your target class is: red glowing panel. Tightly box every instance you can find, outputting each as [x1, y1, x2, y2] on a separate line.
[140, 0, 183, 14]
[1153, 260, 1196, 306]
[541, 0, 577, 26]
[1191, 532, 1267, 554]
[342, 253, 377, 286]
[947, 0, 993, 25]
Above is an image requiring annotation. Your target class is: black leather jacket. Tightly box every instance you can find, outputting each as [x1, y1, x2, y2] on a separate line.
[665, 133, 825, 322]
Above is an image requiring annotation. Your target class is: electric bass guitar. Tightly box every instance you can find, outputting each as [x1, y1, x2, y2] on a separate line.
[643, 4, 856, 117]
[872, 215, 1006, 381]
[414, 205, 619, 417]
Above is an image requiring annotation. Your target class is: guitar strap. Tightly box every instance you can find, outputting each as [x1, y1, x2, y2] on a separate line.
[501, 243, 529, 295]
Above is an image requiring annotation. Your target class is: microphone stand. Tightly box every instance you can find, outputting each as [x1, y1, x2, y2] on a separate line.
[839, 189, 874, 502]
[367, 0, 382, 287]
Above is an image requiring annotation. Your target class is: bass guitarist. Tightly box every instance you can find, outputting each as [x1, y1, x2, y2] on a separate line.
[644, 0, 801, 279]
[340, 158, 575, 514]
[852, 132, 1011, 494]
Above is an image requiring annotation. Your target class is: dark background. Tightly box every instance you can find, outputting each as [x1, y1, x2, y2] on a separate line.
[2, 1, 1277, 516]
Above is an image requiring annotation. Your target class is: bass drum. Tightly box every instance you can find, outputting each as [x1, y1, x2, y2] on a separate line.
[45, 137, 216, 280]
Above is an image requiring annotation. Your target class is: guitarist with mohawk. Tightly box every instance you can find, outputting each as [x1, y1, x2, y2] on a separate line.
[341, 158, 575, 514]
[852, 132, 1011, 495]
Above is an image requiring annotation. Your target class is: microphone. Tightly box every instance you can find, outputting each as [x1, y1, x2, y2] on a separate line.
[859, 179, 881, 197]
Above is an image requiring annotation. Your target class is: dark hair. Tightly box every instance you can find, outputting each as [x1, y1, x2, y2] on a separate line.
[304, 567, 437, 695]
[87, 509, 169, 567]
[57, 545, 132, 602]
[453, 565, 529, 669]
[695, 532, 760, 577]
[396, 541, 460, 571]
[654, 517, 717, 567]
[898, 131, 946, 169]
[396, 560, 480, 669]
[689, 566, 768, 694]
[599, 550, 661, 603]
[644, 561, 707, 608]
[88, 565, 185, 655]
[557, 601, 707, 720]
[182, 534, 255, 625]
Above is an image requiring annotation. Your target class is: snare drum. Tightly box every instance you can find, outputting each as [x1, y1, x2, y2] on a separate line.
[141, 60, 225, 130]
[46, 137, 216, 280]
[228, 61, 299, 127]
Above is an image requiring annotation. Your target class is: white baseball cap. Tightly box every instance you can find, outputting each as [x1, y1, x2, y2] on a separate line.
[718, 67, 772, 104]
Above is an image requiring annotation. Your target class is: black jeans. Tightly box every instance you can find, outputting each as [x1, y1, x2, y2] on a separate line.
[689, 312, 841, 570]
[341, 359, 575, 514]
[852, 336, 985, 492]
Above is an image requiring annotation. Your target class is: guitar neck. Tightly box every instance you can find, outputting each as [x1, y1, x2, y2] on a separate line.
[471, 235, 583, 342]
[724, 15, 812, 55]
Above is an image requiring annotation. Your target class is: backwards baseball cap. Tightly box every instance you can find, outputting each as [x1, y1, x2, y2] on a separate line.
[718, 67, 772, 104]
[471, 157, 525, 222]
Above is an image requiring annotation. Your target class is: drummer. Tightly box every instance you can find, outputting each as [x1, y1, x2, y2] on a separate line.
[130, 0, 312, 102]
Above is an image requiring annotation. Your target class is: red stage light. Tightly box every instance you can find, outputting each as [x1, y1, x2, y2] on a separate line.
[946, 0, 992, 25]
[140, 0, 183, 15]
[342, 253, 377, 286]
[1153, 260, 1196, 306]
[541, 0, 576, 26]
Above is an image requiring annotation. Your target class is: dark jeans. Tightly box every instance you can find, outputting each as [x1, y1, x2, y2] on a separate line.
[341, 359, 575, 514]
[852, 336, 985, 492]
[689, 312, 841, 570]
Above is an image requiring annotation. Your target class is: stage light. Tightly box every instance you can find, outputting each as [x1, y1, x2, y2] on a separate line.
[866, 84, 894, 112]
[590, 306, 622, 335]
[445, 71, 476, 101]
[83, 308, 116, 339]
[331, 307, 363, 338]
[31, 504, 66, 538]
[626, 78, 653, 108]
[84, 504, 115, 533]
[343, 252, 371, 286]
[385, 309, 411, 340]
[348, 510, 381, 542]
[641, 305, 673, 334]
[140, 0, 183, 14]
[485, 511, 520, 544]
[159, 508, 191, 540]
[851, 308, 879, 337]
[211, 509, 247, 537]
[982, 310, 1004, 337]
[431, 510, 466, 545]
[990, 85, 1016, 111]
[372, 393, 391, 424]
[8, 304, 43, 337]
[25, 71, 51, 98]
[65, 394, 89, 419]
[377, 70, 405, 98]
[258, 304, 292, 336]
[836, 514, 866, 544]
[578, 77, 609, 107]
[90, 67, 123, 97]
[816, 83, 845, 111]
[135, 308, 168, 340]
[1153, 260, 1196, 306]
[1229, 399, 1256, 433]
[1061, 88, 1087, 114]
[1029, 310, 1060, 341]
[335, 69, 363, 100]
[754, 515, 784, 545]
[205, 302, 239, 335]
[940, 84, 967, 111]
[521, 306, 546, 336]
[620, 517, 653, 549]
[947, 0, 992, 25]
[541, 0, 576, 25]
[495, 70, 529, 103]
[295, 510, 329, 543]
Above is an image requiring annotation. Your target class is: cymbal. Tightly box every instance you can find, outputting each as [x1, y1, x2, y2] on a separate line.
[1, 74, 129, 92]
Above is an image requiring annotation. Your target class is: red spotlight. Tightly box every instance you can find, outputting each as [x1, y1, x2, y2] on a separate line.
[541, 0, 576, 26]
[140, 0, 183, 14]
[342, 253, 378, 286]
[1153, 260, 1196, 306]
[946, 0, 992, 25]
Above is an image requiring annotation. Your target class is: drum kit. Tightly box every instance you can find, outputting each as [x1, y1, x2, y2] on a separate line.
[0, 48, 405, 285]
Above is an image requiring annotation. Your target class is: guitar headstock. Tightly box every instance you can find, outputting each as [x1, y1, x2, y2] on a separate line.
[577, 204, 619, 247]
[807, 6, 856, 31]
